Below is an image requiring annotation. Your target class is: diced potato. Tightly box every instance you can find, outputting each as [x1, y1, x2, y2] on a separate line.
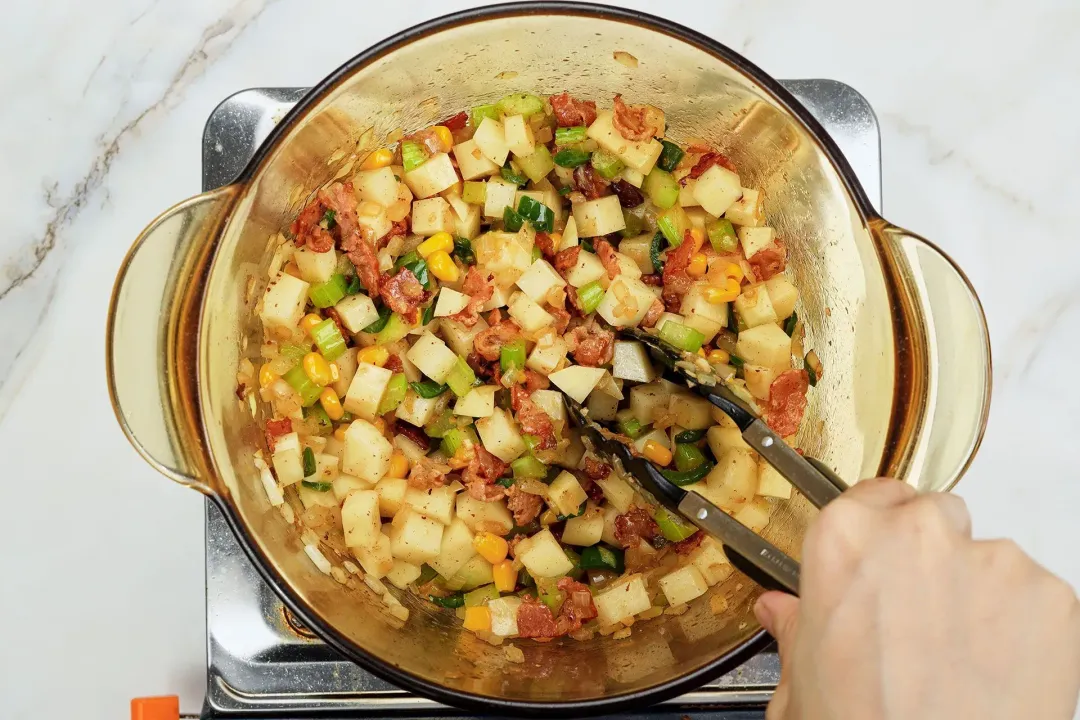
[260, 274, 310, 330]
[587, 110, 664, 174]
[559, 216, 579, 250]
[403, 153, 459, 199]
[689, 536, 732, 585]
[507, 291, 554, 332]
[680, 283, 728, 343]
[678, 180, 700, 207]
[445, 555, 495, 591]
[611, 251, 643, 280]
[653, 312, 682, 331]
[516, 528, 574, 578]
[612, 340, 657, 383]
[594, 470, 636, 513]
[406, 332, 459, 383]
[453, 139, 500, 180]
[734, 284, 778, 328]
[706, 426, 752, 460]
[596, 275, 658, 328]
[393, 434, 428, 466]
[572, 195, 626, 237]
[433, 288, 470, 317]
[526, 336, 568, 376]
[692, 164, 743, 217]
[764, 275, 799, 320]
[454, 385, 497, 418]
[483, 178, 519, 219]
[271, 433, 303, 486]
[488, 596, 522, 637]
[562, 506, 604, 546]
[668, 392, 713, 430]
[735, 324, 792, 369]
[516, 259, 566, 302]
[375, 475, 409, 517]
[297, 481, 337, 509]
[629, 382, 668, 424]
[503, 114, 536, 157]
[341, 490, 381, 549]
[558, 430, 586, 470]
[472, 117, 509, 166]
[587, 388, 620, 422]
[529, 389, 567, 427]
[334, 293, 379, 334]
[475, 407, 527, 463]
[453, 200, 482, 240]
[354, 531, 394, 578]
[565, 249, 607, 287]
[548, 471, 588, 516]
[724, 187, 765, 227]
[455, 493, 514, 535]
[548, 365, 606, 403]
[385, 560, 422, 589]
[395, 390, 449, 428]
[757, 460, 793, 499]
[620, 167, 645, 187]
[357, 206, 393, 242]
[354, 166, 401, 207]
[601, 504, 621, 546]
[618, 235, 655, 274]
[659, 565, 709, 606]
[441, 316, 488, 357]
[481, 282, 515, 311]
[704, 449, 759, 514]
[342, 419, 394, 483]
[744, 364, 779, 400]
[403, 486, 455, 525]
[594, 575, 652, 625]
[333, 474, 373, 503]
[734, 496, 772, 533]
[294, 245, 337, 285]
[737, 226, 776, 259]
[343, 362, 393, 420]
[427, 517, 476, 579]
[411, 197, 455, 236]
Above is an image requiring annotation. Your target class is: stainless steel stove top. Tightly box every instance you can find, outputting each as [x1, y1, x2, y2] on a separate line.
[199, 80, 881, 719]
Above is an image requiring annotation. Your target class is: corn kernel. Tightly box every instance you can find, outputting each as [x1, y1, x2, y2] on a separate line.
[328, 362, 340, 383]
[319, 387, 344, 421]
[688, 228, 705, 253]
[417, 232, 454, 259]
[463, 606, 492, 633]
[334, 426, 348, 442]
[360, 147, 394, 170]
[427, 250, 459, 283]
[388, 451, 410, 479]
[643, 440, 673, 466]
[708, 349, 731, 365]
[687, 252, 708, 278]
[357, 345, 390, 367]
[697, 348, 707, 357]
[372, 417, 386, 434]
[302, 352, 333, 386]
[259, 365, 278, 388]
[432, 126, 454, 153]
[704, 279, 740, 304]
[722, 262, 744, 282]
[300, 313, 323, 336]
[492, 560, 517, 592]
[474, 532, 509, 564]
[539, 509, 558, 527]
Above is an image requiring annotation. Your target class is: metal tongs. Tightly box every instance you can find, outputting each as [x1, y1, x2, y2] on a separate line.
[564, 329, 847, 595]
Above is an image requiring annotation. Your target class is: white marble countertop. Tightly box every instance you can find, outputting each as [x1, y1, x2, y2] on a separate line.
[2, 1, 1078, 717]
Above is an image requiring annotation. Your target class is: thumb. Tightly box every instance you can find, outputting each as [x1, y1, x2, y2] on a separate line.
[754, 591, 800, 658]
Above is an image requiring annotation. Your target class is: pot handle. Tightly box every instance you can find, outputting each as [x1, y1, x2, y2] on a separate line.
[106, 187, 238, 496]
[874, 221, 992, 491]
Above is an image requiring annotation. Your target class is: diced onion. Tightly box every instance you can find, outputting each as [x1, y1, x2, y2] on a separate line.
[331, 566, 348, 585]
[613, 50, 639, 68]
[343, 560, 361, 575]
[304, 544, 332, 575]
[504, 645, 525, 664]
[613, 627, 632, 640]
[364, 575, 388, 596]
[259, 467, 284, 507]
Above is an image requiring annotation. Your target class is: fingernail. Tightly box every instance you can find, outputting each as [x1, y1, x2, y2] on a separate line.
[753, 595, 773, 628]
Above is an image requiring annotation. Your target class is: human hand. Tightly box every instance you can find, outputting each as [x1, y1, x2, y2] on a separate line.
[754, 477, 1080, 720]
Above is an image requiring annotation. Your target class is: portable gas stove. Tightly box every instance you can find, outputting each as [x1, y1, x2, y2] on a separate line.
[197, 80, 881, 719]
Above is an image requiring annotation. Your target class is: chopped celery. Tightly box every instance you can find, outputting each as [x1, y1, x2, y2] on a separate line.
[470, 104, 499, 128]
[658, 320, 704, 352]
[377, 373, 408, 415]
[500, 339, 526, 373]
[516, 195, 554, 232]
[280, 343, 309, 361]
[283, 365, 321, 407]
[657, 140, 685, 172]
[446, 357, 476, 397]
[522, 434, 541, 454]
[464, 584, 501, 607]
[421, 298, 436, 326]
[309, 273, 349, 308]
[576, 281, 605, 314]
[495, 92, 544, 117]
[410, 380, 448, 399]
[620, 209, 644, 238]
[440, 426, 477, 457]
[643, 168, 679, 210]
[302, 447, 316, 476]
[516, 145, 555, 184]
[511, 456, 547, 479]
[617, 416, 648, 439]
[553, 147, 590, 168]
[707, 218, 738, 253]
[660, 461, 714, 486]
[301, 480, 333, 492]
[462, 181, 487, 205]
[674, 428, 706, 443]
[579, 545, 624, 573]
[783, 310, 799, 336]
[531, 246, 542, 262]
[424, 409, 458, 439]
[453, 236, 476, 266]
[653, 507, 697, 542]
[649, 232, 665, 273]
[310, 319, 346, 361]
[674, 443, 706, 472]
[401, 140, 427, 173]
[305, 404, 333, 435]
[375, 313, 413, 345]
[363, 305, 392, 333]
[501, 162, 528, 186]
[555, 125, 588, 145]
[503, 206, 524, 232]
[590, 150, 625, 180]
[536, 578, 565, 614]
[657, 205, 690, 246]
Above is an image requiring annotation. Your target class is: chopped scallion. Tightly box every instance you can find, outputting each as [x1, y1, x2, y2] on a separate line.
[657, 140, 685, 172]
[553, 147, 591, 168]
[784, 311, 799, 337]
[503, 205, 524, 232]
[649, 232, 665, 273]
[410, 380, 448, 399]
[363, 305, 392, 334]
[301, 480, 333, 492]
[500, 162, 528, 186]
[302, 447, 316, 476]
[555, 125, 588, 145]
[452, 236, 476, 265]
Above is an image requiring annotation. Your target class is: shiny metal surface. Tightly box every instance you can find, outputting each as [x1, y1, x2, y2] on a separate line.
[201, 79, 880, 718]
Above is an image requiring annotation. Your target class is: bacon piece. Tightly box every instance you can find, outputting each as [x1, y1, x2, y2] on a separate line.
[747, 240, 787, 282]
[506, 485, 544, 526]
[640, 273, 663, 287]
[612, 94, 664, 141]
[323, 306, 349, 338]
[440, 110, 468, 131]
[573, 164, 609, 200]
[448, 268, 494, 328]
[585, 480, 605, 504]
[614, 506, 661, 548]
[764, 369, 809, 437]
[672, 532, 705, 555]
[382, 217, 409, 249]
[264, 418, 293, 452]
[611, 179, 645, 208]
[686, 151, 737, 181]
[466, 351, 495, 380]
[395, 421, 430, 452]
[583, 456, 612, 482]
[566, 323, 615, 367]
[554, 578, 598, 634]
[384, 354, 404, 373]
[549, 92, 597, 127]
[380, 268, 430, 324]
[407, 456, 449, 490]
[548, 306, 571, 335]
[534, 232, 557, 259]
[641, 298, 665, 328]
[523, 369, 550, 394]
[290, 201, 335, 253]
[342, 232, 381, 296]
[595, 239, 621, 280]
[661, 230, 697, 306]
[473, 318, 523, 362]
[463, 445, 509, 501]
[514, 391, 557, 450]
[517, 597, 560, 639]
[553, 246, 581, 278]
[406, 127, 444, 156]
